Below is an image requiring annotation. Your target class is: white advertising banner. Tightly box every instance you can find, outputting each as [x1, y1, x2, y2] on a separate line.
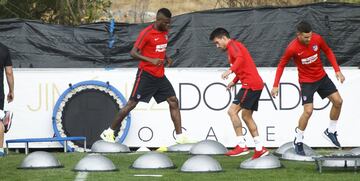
[4, 67, 360, 148]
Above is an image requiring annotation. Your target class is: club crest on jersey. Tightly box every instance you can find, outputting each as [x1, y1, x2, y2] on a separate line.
[303, 96, 307, 101]
[312, 45, 318, 51]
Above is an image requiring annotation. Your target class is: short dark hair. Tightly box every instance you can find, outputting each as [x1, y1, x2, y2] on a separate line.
[157, 8, 172, 18]
[209, 28, 230, 41]
[297, 21, 312, 33]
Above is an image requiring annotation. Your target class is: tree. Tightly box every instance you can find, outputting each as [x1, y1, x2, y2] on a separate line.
[215, 0, 320, 8]
[0, 0, 112, 25]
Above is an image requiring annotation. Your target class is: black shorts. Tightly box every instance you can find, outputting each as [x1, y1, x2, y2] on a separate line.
[129, 69, 176, 103]
[0, 95, 4, 110]
[300, 74, 337, 105]
[232, 88, 262, 111]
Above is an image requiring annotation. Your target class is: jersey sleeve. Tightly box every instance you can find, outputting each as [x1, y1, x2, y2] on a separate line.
[232, 76, 239, 84]
[4, 46, 12, 67]
[318, 35, 340, 72]
[133, 29, 150, 50]
[273, 46, 293, 87]
[228, 46, 244, 73]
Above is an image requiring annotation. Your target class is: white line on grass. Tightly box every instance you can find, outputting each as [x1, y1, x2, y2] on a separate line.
[75, 172, 88, 181]
[133, 174, 163, 177]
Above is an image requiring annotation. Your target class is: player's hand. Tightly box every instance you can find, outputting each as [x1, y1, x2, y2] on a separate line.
[336, 71, 345, 84]
[166, 57, 173, 67]
[7, 91, 14, 103]
[221, 69, 232, 80]
[271, 87, 279, 98]
[226, 81, 235, 91]
[151, 58, 163, 66]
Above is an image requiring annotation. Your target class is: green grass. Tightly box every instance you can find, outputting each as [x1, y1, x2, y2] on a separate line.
[0, 149, 358, 181]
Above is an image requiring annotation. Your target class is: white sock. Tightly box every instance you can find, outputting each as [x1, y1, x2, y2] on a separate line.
[253, 136, 263, 151]
[236, 136, 246, 148]
[328, 120, 337, 133]
[0, 148, 4, 152]
[176, 133, 183, 140]
[295, 127, 304, 143]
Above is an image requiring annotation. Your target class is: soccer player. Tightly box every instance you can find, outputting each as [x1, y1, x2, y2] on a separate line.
[101, 8, 190, 144]
[0, 42, 14, 157]
[209, 28, 269, 159]
[271, 21, 345, 155]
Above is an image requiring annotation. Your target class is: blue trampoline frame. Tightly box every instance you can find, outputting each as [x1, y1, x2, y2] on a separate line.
[52, 80, 131, 151]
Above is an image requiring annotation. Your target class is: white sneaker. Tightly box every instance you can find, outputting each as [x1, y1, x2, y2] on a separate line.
[176, 134, 196, 144]
[100, 129, 115, 143]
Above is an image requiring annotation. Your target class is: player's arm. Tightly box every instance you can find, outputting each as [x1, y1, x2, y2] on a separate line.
[130, 30, 162, 66]
[130, 47, 162, 66]
[319, 36, 345, 83]
[221, 57, 243, 80]
[226, 76, 239, 91]
[271, 48, 293, 98]
[164, 54, 173, 67]
[222, 46, 243, 80]
[5, 66, 14, 103]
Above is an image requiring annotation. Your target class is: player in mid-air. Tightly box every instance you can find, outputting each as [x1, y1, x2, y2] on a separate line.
[271, 21, 345, 155]
[209, 28, 269, 159]
[101, 8, 191, 144]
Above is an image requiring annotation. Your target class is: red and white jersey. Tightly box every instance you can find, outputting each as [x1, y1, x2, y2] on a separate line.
[227, 39, 264, 91]
[134, 24, 168, 78]
[273, 33, 340, 87]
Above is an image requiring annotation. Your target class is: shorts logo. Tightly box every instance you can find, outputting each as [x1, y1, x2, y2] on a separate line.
[312, 45, 318, 51]
[303, 96, 307, 101]
[137, 94, 141, 99]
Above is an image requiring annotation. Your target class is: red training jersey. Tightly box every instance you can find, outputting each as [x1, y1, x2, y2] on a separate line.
[227, 39, 264, 91]
[273, 33, 340, 87]
[133, 24, 168, 77]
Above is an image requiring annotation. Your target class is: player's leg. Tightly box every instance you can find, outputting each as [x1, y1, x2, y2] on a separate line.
[227, 103, 243, 137]
[298, 103, 313, 131]
[0, 98, 5, 156]
[154, 75, 190, 144]
[0, 122, 4, 157]
[166, 96, 182, 134]
[241, 105, 269, 159]
[294, 81, 317, 155]
[241, 88, 269, 159]
[225, 103, 250, 156]
[100, 99, 139, 142]
[318, 75, 342, 148]
[110, 99, 138, 130]
[293, 103, 313, 155]
[328, 91, 342, 121]
[101, 69, 153, 142]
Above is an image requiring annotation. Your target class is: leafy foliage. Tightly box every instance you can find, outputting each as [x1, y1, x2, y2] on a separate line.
[0, 0, 111, 25]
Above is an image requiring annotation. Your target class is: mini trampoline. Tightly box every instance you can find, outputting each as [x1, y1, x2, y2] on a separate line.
[52, 80, 131, 152]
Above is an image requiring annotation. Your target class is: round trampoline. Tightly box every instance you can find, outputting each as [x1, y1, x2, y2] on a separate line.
[52, 80, 131, 152]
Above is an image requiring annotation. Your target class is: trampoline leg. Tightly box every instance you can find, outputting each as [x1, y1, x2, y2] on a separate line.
[5, 142, 8, 154]
[84, 140, 87, 152]
[25, 142, 29, 155]
[64, 141, 67, 153]
[355, 160, 358, 173]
